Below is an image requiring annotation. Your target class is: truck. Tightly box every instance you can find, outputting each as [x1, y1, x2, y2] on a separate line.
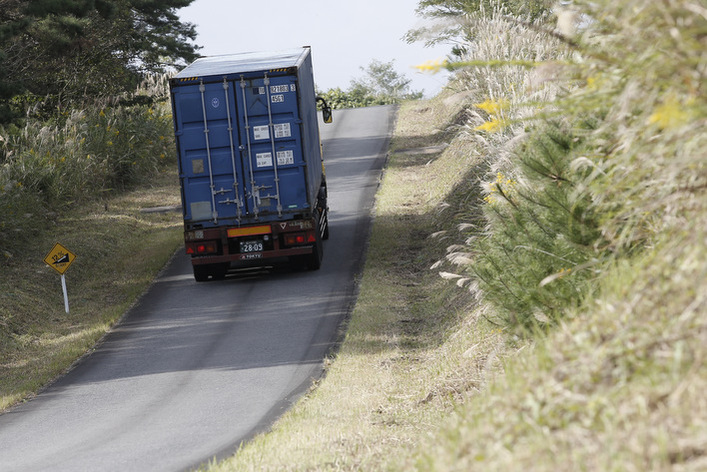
[169, 47, 332, 281]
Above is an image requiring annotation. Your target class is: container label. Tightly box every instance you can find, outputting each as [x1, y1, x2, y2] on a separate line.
[271, 94, 284, 103]
[253, 125, 269, 140]
[270, 85, 289, 93]
[277, 150, 294, 166]
[274, 123, 291, 138]
[256, 152, 273, 167]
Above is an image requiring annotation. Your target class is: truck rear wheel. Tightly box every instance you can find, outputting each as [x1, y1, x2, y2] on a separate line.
[308, 239, 323, 270]
[193, 263, 228, 282]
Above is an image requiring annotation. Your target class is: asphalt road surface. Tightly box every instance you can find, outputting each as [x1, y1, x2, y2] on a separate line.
[0, 105, 396, 472]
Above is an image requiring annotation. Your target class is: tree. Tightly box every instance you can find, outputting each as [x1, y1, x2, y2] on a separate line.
[0, 0, 199, 122]
[414, 0, 553, 20]
[349, 60, 423, 103]
[404, 0, 555, 56]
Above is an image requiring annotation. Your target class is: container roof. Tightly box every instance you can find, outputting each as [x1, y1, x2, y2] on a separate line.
[175, 47, 309, 79]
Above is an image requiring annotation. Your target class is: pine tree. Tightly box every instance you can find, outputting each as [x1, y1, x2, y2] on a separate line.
[0, 0, 199, 122]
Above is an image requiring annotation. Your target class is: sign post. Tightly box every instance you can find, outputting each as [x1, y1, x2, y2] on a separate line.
[43, 243, 77, 314]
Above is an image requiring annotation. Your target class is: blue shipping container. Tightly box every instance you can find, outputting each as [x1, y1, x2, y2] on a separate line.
[169, 47, 330, 279]
[170, 47, 324, 228]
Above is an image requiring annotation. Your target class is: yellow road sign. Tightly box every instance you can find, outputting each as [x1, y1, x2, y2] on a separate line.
[43, 243, 77, 275]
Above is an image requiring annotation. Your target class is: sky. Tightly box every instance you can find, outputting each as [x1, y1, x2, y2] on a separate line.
[178, 0, 451, 97]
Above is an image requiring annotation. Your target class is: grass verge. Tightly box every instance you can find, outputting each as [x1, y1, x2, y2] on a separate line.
[203, 92, 514, 470]
[206, 84, 705, 470]
[0, 168, 182, 411]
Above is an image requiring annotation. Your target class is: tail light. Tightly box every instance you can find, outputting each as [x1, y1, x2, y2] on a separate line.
[186, 241, 218, 255]
[284, 233, 307, 246]
[284, 232, 316, 246]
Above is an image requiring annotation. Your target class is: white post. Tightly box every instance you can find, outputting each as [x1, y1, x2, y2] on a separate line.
[61, 274, 69, 314]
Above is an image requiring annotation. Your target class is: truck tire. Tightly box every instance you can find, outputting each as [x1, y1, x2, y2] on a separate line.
[193, 265, 210, 282]
[308, 213, 324, 270]
[308, 240, 323, 270]
[193, 263, 227, 282]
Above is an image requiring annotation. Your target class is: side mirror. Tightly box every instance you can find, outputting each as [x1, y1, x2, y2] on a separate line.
[316, 96, 333, 124]
[322, 105, 333, 124]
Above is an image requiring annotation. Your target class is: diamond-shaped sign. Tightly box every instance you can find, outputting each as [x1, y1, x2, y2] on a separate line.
[43, 243, 77, 275]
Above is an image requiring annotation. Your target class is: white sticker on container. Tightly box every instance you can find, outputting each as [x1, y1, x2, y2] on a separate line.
[271, 94, 284, 103]
[290, 84, 297, 92]
[277, 150, 294, 166]
[256, 152, 273, 168]
[274, 123, 291, 138]
[270, 85, 289, 94]
[253, 125, 269, 140]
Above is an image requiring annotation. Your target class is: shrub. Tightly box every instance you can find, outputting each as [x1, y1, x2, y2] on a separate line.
[0, 78, 174, 254]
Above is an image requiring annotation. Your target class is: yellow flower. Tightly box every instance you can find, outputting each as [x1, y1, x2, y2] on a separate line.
[107, 141, 113, 146]
[414, 58, 449, 73]
[649, 95, 690, 130]
[475, 117, 507, 133]
[99, 110, 106, 117]
[474, 98, 509, 115]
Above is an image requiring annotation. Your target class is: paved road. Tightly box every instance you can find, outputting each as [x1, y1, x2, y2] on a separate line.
[0, 105, 396, 472]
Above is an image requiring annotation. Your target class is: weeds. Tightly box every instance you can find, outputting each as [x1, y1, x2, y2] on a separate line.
[429, 0, 706, 334]
[0, 76, 174, 255]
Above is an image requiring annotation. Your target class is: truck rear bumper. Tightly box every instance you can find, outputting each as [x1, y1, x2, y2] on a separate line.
[184, 218, 320, 267]
[190, 245, 315, 266]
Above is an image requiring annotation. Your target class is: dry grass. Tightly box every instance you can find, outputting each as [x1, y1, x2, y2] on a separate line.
[414, 213, 707, 471]
[205, 91, 510, 471]
[0, 169, 182, 411]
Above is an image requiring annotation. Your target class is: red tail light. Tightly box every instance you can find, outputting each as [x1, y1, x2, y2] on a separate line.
[186, 241, 217, 255]
[284, 233, 307, 246]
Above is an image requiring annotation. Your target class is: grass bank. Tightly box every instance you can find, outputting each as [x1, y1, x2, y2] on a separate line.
[203, 91, 516, 471]
[0, 169, 182, 411]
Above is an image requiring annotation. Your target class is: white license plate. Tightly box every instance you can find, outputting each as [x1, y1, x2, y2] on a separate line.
[240, 240, 263, 253]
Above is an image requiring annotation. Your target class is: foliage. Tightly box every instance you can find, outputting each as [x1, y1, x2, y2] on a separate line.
[405, 0, 554, 55]
[431, 0, 707, 336]
[415, 0, 553, 19]
[0, 76, 175, 254]
[470, 120, 603, 328]
[318, 60, 423, 109]
[0, 0, 198, 123]
[349, 60, 423, 102]
[566, 0, 707, 253]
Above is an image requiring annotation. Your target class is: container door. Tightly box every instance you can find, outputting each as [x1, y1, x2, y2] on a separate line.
[235, 73, 309, 218]
[172, 79, 246, 225]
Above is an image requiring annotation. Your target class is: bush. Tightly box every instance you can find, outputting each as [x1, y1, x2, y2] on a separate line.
[469, 120, 603, 328]
[0, 81, 174, 254]
[434, 0, 707, 334]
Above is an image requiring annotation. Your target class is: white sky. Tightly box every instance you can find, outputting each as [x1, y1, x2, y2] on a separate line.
[178, 0, 451, 97]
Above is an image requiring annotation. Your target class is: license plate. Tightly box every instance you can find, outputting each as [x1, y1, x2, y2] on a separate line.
[240, 240, 263, 253]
